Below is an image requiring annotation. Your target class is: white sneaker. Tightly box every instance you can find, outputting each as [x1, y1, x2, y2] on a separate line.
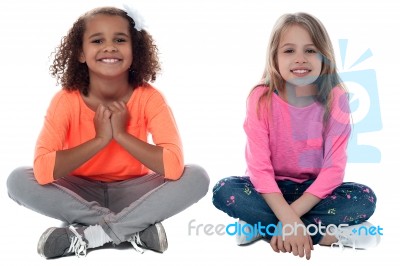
[330, 221, 381, 250]
[235, 219, 262, 245]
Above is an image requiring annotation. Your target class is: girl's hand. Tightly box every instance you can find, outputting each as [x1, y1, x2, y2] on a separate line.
[270, 222, 313, 260]
[270, 235, 288, 253]
[94, 104, 112, 145]
[109, 101, 129, 141]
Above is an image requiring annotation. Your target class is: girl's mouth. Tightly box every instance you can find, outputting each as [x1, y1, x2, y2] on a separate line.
[291, 69, 311, 77]
[291, 69, 311, 74]
[99, 58, 121, 63]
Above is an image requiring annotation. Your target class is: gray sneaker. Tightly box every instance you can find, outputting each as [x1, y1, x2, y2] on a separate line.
[37, 225, 87, 259]
[130, 222, 168, 253]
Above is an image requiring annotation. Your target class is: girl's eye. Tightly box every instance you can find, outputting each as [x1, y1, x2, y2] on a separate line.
[284, 49, 294, 53]
[306, 49, 317, 53]
[91, 39, 102, 44]
[115, 38, 127, 43]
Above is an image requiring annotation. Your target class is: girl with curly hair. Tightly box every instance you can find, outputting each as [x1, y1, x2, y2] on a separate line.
[7, 6, 209, 259]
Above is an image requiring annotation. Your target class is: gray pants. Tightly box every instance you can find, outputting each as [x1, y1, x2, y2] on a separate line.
[7, 165, 209, 244]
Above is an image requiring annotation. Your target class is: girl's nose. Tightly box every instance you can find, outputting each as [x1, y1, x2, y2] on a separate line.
[103, 43, 117, 52]
[295, 52, 307, 63]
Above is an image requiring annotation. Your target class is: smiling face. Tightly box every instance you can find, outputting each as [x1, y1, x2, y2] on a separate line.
[277, 24, 322, 88]
[79, 14, 133, 81]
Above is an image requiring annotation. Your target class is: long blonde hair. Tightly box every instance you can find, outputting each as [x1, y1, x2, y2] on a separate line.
[255, 12, 344, 122]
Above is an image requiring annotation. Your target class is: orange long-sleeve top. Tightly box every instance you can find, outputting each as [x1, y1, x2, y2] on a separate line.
[34, 84, 184, 185]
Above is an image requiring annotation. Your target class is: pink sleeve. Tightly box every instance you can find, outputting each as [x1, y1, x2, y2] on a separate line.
[305, 88, 351, 198]
[243, 87, 281, 194]
[33, 91, 71, 185]
[146, 91, 184, 180]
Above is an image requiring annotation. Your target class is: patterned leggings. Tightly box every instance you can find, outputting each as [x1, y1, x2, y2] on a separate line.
[212, 176, 377, 244]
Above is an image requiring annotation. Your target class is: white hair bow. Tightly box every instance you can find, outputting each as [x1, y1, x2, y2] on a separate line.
[122, 4, 146, 31]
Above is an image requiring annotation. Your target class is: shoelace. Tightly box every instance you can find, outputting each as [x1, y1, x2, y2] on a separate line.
[330, 229, 356, 251]
[130, 233, 144, 254]
[67, 226, 88, 258]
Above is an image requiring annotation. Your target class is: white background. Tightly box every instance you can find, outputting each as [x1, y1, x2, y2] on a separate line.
[1, 0, 399, 265]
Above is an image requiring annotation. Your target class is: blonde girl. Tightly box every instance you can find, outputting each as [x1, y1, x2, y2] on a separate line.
[212, 12, 379, 260]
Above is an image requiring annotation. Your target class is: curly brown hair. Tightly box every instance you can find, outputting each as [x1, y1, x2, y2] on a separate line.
[50, 7, 161, 95]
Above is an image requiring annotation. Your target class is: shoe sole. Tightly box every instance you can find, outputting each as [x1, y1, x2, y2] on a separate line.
[155, 223, 168, 253]
[37, 227, 57, 258]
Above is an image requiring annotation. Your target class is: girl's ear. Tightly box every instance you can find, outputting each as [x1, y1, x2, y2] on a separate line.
[79, 52, 86, 63]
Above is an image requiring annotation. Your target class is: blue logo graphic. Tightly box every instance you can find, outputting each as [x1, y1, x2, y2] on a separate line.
[338, 39, 382, 163]
[351, 224, 383, 236]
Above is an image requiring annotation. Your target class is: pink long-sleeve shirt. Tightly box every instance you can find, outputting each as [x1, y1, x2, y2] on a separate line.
[244, 85, 351, 199]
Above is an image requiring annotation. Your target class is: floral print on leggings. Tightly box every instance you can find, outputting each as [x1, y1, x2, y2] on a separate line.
[212, 176, 376, 244]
